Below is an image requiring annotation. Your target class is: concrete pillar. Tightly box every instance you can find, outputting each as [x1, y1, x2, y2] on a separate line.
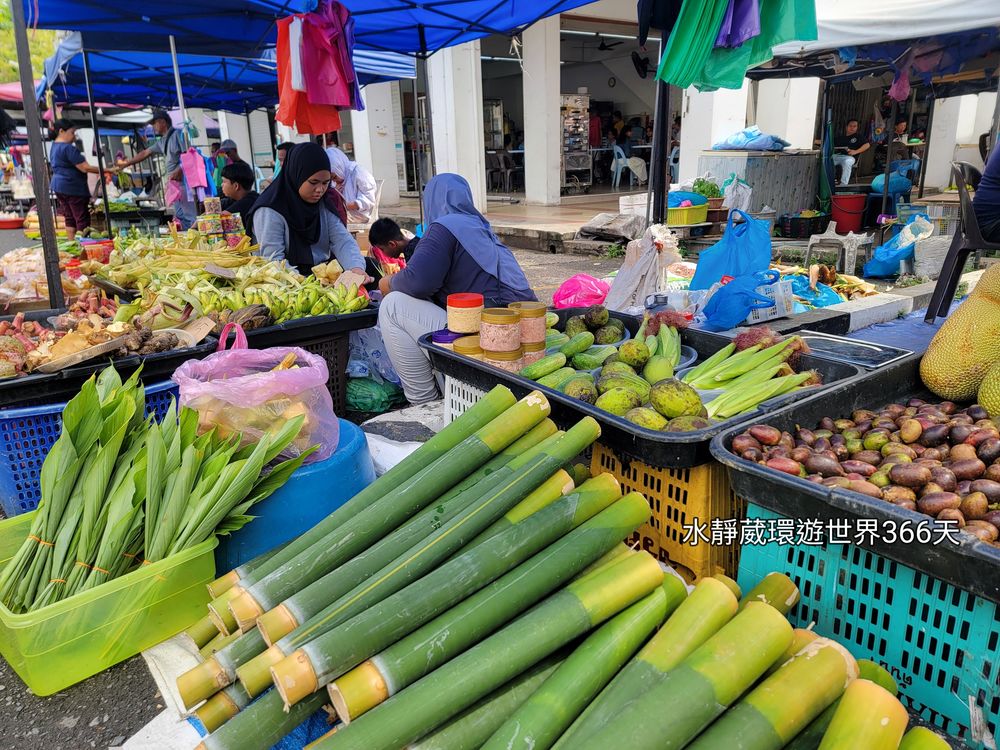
[679, 82, 749, 183]
[426, 40, 488, 212]
[350, 82, 401, 207]
[754, 78, 820, 149]
[217, 111, 252, 162]
[925, 95, 979, 189]
[522, 15, 561, 205]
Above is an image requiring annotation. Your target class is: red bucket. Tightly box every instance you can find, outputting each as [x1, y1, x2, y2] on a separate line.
[830, 193, 866, 234]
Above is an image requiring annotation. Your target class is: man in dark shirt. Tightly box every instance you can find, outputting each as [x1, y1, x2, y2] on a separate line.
[832, 119, 870, 186]
[974, 146, 1000, 242]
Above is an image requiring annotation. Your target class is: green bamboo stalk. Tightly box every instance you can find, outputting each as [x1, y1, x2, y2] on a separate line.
[407, 656, 564, 750]
[208, 542, 289, 599]
[197, 689, 329, 750]
[327, 485, 641, 725]
[785, 660, 897, 750]
[482, 577, 688, 750]
[205, 386, 516, 597]
[817, 679, 908, 750]
[739, 571, 800, 614]
[223, 392, 551, 629]
[555, 574, 738, 747]
[187, 614, 223, 650]
[310, 552, 665, 750]
[266, 444, 610, 706]
[194, 685, 250, 734]
[686, 638, 858, 749]
[571, 602, 793, 750]
[181, 422, 561, 709]
[681, 342, 735, 384]
[710, 338, 795, 383]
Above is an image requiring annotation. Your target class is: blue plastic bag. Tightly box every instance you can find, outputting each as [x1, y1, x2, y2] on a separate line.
[689, 209, 773, 290]
[862, 213, 932, 277]
[870, 172, 913, 195]
[700, 271, 778, 332]
[787, 275, 844, 308]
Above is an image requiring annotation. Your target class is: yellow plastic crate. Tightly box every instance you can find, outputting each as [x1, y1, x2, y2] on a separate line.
[667, 204, 709, 226]
[0, 511, 217, 695]
[591, 442, 746, 583]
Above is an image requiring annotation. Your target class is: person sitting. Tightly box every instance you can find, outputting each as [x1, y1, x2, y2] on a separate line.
[974, 145, 1000, 243]
[377, 174, 537, 404]
[326, 146, 378, 224]
[369, 218, 419, 262]
[247, 141, 367, 277]
[220, 161, 259, 229]
[832, 119, 870, 186]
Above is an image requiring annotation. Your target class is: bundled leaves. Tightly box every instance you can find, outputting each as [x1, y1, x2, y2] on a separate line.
[0, 366, 313, 614]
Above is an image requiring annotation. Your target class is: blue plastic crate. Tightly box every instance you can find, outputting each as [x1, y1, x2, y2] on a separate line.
[0, 381, 178, 516]
[738, 504, 1000, 746]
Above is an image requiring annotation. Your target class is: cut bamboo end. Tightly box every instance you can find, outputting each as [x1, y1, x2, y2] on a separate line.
[235, 644, 287, 699]
[207, 570, 240, 599]
[712, 573, 742, 600]
[328, 661, 388, 725]
[207, 586, 242, 636]
[186, 614, 222, 650]
[177, 657, 230, 711]
[228, 590, 265, 632]
[194, 688, 241, 733]
[258, 603, 299, 646]
[271, 649, 320, 709]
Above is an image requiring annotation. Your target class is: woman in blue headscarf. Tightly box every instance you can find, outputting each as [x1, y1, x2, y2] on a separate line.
[378, 173, 537, 404]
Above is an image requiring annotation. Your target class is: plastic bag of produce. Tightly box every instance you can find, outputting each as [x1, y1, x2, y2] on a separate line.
[346, 376, 406, 413]
[863, 214, 934, 278]
[173, 323, 338, 462]
[604, 224, 681, 313]
[698, 271, 778, 331]
[348, 326, 401, 385]
[552, 274, 611, 309]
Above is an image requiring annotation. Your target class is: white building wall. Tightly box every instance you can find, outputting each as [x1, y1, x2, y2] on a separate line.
[679, 82, 749, 183]
[350, 82, 402, 207]
[522, 15, 561, 205]
[926, 96, 979, 189]
[754, 78, 820, 149]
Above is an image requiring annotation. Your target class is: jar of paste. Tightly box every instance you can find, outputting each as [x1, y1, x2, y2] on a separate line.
[521, 341, 547, 366]
[447, 293, 484, 334]
[431, 329, 465, 350]
[479, 308, 521, 353]
[509, 301, 548, 345]
[483, 347, 523, 373]
[453, 335, 484, 361]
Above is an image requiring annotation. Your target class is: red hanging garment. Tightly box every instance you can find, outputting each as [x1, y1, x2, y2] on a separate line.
[300, 2, 356, 108]
[276, 15, 343, 135]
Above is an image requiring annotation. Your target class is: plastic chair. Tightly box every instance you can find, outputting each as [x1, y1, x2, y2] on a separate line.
[485, 152, 501, 192]
[803, 221, 873, 274]
[500, 151, 522, 193]
[955, 162, 982, 191]
[611, 145, 633, 189]
[925, 162, 1000, 322]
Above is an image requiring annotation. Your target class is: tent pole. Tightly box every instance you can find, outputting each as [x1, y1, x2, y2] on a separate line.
[244, 105, 257, 172]
[918, 95, 935, 199]
[169, 35, 189, 148]
[81, 46, 112, 227]
[10, 0, 62, 309]
[650, 41, 670, 225]
[411, 72, 424, 226]
[881, 99, 898, 216]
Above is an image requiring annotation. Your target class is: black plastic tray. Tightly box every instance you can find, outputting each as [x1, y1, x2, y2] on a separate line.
[237, 307, 378, 349]
[422, 307, 863, 469]
[710, 353, 1000, 604]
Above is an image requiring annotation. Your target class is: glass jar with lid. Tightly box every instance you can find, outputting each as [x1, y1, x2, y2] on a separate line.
[509, 301, 548, 345]
[483, 347, 523, 373]
[453, 335, 484, 360]
[479, 308, 521, 353]
[521, 340, 547, 366]
[447, 293, 484, 334]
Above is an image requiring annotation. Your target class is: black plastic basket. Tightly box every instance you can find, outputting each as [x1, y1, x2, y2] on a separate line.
[423, 308, 863, 469]
[710, 353, 1000, 604]
[780, 213, 831, 239]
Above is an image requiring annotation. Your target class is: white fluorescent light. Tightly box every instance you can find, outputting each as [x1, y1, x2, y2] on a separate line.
[561, 30, 658, 42]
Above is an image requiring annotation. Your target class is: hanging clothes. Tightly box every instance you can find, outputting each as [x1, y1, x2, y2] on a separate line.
[714, 0, 760, 48]
[637, 0, 683, 47]
[180, 148, 209, 190]
[276, 15, 343, 135]
[300, 1, 363, 110]
[655, 0, 731, 88]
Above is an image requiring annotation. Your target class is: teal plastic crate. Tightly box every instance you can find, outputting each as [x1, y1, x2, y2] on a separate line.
[738, 504, 1000, 746]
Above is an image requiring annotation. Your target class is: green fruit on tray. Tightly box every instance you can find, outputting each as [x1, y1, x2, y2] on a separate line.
[519, 353, 567, 380]
[601, 361, 636, 378]
[642, 355, 675, 384]
[624, 407, 668, 430]
[596, 374, 650, 402]
[593, 325, 623, 345]
[545, 331, 570, 349]
[536, 367, 577, 389]
[560, 332, 596, 357]
[618, 340, 651, 369]
[564, 377, 599, 404]
[649, 379, 704, 419]
[544, 312, 560, 329]
[594, 387, 641, 416]
[666, 415, 713, 432]
[564, 316, 588, 337]
[584, 304, 610, 329]
[572, 346, 618, 371]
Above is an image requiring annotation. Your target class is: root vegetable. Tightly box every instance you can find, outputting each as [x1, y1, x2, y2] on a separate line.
[969, 479, 1000, 503]
[917, 492, 961, 516]
[749, 425, 781, 446]
[804, 455, 844, 478]
[964, 520, 999, 542]
[937, 508, 966, 527]
[889, 464, 931, 488]
[948, 458, 986, 481]
[959, 492, 988, 521]
[765, 458, 804, 477]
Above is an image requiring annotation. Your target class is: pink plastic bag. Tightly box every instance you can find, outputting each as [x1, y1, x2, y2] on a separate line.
[164, 179, 183, 207]
[552, 274, 611, 309]
[172, 324, 339, 462]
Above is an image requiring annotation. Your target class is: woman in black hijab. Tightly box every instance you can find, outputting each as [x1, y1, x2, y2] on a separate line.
[248, 142, 365, 276]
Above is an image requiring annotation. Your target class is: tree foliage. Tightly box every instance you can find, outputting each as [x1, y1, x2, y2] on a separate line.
[0, 5, 57, 84]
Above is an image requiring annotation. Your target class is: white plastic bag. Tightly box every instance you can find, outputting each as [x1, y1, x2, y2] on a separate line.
[722, 173, 752, 213]
[604, 224, 681, 312]
[349, 326, 401, 385]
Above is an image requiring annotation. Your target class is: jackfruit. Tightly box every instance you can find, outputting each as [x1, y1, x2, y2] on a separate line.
[978, 359, 1000, 417]
[922, 265, 1000, 401]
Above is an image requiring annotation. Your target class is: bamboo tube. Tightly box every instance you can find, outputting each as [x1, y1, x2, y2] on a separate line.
[687, 637, 858, 749]
[817, 680, 909, 750]
[555, 575, 738, 747]
[207, 571, 241, 600]
[229, 393, 553, 628]
[267, 462, 617, 708]
[572, 602, 794, 750]
[899, 727, 951, 749]
[180, 407, 557, 709]
[198, 689, 329, 750]
[328, 490, 645, 725]
[407, 656, 564, 750]
[468, 469, 576, 544]
[712, 573, 742, 598]
[482, 577, 687, 750]
[206, 586, 241, 636]
[186, 614, 222, 650]
[739, 571, 800, 614]
[240, 431, 602, 700]
[194, 685, 248, 734]
[207, 542, 291, 599]
[786, 660, 898, 750]
[764, 627, 820, 677]
[203, 386, 516, 615]
[199, 630, 241, 661]
[309, 553, 665, 750]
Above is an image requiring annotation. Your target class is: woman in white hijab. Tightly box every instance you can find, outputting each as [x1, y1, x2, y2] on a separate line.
[326, 146, 378, 224]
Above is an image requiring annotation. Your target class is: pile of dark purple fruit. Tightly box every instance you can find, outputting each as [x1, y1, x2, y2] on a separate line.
[731, 398, 1000, 546]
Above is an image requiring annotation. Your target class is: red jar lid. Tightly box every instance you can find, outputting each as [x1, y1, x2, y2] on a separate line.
[448, 293, 484, 309]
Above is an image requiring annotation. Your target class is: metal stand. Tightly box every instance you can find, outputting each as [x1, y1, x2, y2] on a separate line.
[10, 0, 62, 309]
[81, 46, 112, 224]
[881, 99, 898, 216]
[918, 96, 935, 199]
